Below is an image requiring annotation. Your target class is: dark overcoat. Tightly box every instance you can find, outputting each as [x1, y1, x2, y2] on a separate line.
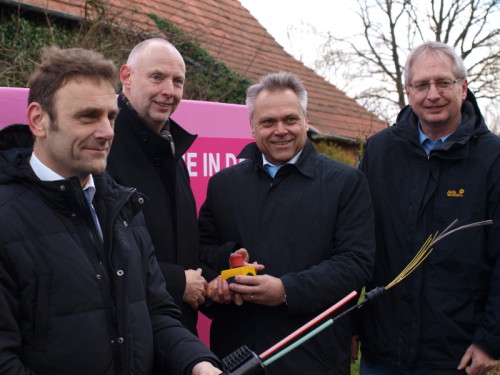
[108, 96, 205, 333]
[199, 140, 375, 374]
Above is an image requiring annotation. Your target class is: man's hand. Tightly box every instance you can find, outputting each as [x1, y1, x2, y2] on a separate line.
[206, 275, 244, 306]
[229, 274, 285, 306]
[233, 248, 250, 262]
[458, 343, 498, 375]
[206, 249, 266, 306]
[191, 361, 222, 375]
[233, 248, 266, 272]
[184, 268, 207, 310]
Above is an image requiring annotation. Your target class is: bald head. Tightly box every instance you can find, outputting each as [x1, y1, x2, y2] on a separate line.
[126, 38, 183, 68]
[120, 38, 186, 132]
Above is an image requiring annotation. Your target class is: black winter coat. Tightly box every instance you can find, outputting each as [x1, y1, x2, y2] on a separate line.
[107, 95, 205, 334]
[199, 140, 375, 375]
[358, 90, 500, 369]
[0, 124, 220, 375]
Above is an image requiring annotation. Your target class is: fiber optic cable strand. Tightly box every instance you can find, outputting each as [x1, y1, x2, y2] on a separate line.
[259, 291, 358, 360]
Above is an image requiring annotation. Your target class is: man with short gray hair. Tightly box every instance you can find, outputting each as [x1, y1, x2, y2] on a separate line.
[199, 71, 375, 374]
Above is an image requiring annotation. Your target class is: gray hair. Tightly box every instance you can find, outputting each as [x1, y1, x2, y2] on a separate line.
[246, 72, 307, 120]
[404, 41, 467, 85]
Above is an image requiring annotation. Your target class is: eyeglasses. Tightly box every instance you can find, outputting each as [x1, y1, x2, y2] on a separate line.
[409, 78, 463, 92]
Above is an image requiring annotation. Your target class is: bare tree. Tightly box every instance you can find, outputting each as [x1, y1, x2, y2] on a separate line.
[315, 0, 500, 132]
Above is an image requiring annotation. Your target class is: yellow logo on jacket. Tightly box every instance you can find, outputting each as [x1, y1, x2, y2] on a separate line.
[447, 189, 465, 197]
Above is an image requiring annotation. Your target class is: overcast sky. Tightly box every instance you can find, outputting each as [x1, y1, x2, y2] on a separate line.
[236, 1, 499, 129]
[238, 0, 361, 68]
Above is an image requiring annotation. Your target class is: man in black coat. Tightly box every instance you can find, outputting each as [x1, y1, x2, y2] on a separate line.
[0, 46, 221, 375]
[199, 72, 375, 374]
[355, 41, 499, 375]
[107, 38, 209, 335]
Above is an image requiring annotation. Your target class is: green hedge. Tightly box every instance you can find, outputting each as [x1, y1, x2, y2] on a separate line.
[0, 5, 248, 104]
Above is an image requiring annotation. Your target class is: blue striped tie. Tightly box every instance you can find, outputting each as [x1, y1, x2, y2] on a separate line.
[84, 189, 103, 240]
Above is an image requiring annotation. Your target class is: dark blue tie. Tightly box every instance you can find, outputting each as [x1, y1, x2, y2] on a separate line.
[265, 164, 281, 178]
[84, 189, 103, 240]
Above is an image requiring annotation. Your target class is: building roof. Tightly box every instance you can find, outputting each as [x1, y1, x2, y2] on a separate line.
[4, 0, 387, 140]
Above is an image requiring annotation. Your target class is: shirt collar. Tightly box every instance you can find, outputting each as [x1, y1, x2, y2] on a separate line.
[417, 119, 459, 145]
[29, 152, 96, 198]
[262, 149, 303, 168]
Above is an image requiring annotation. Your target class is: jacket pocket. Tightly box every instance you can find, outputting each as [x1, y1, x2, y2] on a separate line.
[34, 275, 50, 351]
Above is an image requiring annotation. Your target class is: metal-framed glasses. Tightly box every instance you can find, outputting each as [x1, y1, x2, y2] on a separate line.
[409, 78, 463, 92]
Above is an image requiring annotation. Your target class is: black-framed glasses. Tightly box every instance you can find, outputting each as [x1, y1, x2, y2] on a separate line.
[409, 78, 463, 92]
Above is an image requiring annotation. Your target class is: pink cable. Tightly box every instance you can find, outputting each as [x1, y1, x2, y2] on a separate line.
[259, 290, 358, 359]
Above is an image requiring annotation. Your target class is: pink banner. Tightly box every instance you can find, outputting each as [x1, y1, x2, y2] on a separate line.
[0, 87, 254, 345]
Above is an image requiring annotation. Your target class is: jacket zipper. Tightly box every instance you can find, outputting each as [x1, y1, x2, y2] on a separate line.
[102, 189, 137, 301]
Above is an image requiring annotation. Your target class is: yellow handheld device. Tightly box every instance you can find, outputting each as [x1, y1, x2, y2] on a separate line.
[221, 253, 256, 283]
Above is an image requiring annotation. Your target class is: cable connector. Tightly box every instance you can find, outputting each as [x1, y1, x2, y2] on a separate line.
[364, 286, 386, 301]
[222, 345, 266, 375]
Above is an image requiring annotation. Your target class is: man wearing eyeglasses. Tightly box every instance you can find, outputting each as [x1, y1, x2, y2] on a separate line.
[355, 41, 499, 375]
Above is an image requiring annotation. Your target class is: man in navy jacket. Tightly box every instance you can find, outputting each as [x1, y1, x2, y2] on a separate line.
[356, 41, 499, 375]
[0, 46, 221, 375]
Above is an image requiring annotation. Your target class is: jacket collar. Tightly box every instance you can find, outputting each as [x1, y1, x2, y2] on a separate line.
[393, 89, 489, 158]
[237, 139, 316, 179]
[0, 124, 37, 185]
[117, 94, 197, 158]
